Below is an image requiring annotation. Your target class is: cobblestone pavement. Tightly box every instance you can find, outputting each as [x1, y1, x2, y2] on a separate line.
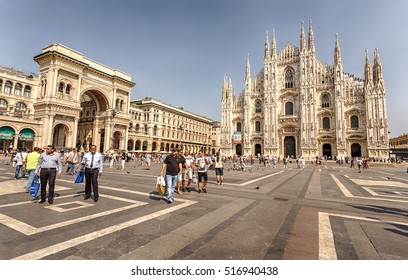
[0, 159, 407, 260]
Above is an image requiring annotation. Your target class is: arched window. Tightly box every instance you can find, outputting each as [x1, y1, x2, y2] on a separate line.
[153, 125, 158, 136]
[285, 68, 294, 88]
[66, 84, 71, 95]
[15, 102, 27, 112]
[285, 102, 294, 115]
[23, 86, 31, 98]
[144, 124, 148, 134]
[14, 83, 22, 95]
[142, 141, 148, 151]
[115, 99, 120, 110]
[351, 115, 359, 128]
[58, 82, 64, 94]
[255, 100, 262, 113]
[323, 117, 330, 130]
[255, 121, 261, 132]
[5, 81, 12, 94]
[135, 124, 140, 132]
[321, 94, 330, 108]
[0, 99, 8, 109]
[236, 122, 242, 132]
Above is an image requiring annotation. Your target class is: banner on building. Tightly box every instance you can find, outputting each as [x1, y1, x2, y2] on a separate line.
[233, 132, 242, 143]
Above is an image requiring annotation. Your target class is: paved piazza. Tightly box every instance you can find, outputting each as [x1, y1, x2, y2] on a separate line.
[0, 159, 407, 260]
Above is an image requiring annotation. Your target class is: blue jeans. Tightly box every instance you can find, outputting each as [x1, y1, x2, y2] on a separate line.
[25, 169, 36, 192]
[15, 165, 25, 179]
[67, 162, 76, 175]
[165, 175, 178, 203]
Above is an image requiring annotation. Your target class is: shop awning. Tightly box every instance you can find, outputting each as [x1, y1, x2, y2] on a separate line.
[19, 128, 35, 141]
[0, 126, 15, 140]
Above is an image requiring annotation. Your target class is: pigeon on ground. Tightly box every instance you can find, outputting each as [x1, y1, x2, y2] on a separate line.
[255, 186, 260, 189]
[127, 171, 130, 174]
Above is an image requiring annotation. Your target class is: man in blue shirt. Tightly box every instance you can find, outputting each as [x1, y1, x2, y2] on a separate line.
[81, 145, 103, 202]
[35, 145, 63, 204]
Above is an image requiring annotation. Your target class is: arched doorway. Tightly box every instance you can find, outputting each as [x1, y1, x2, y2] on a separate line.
[351, 143, 361, 158]
[127, 140, 134, 151]
[135, 140, 141, 151]
[254, 144, 262, 156]
[18, 128, 35, 151]
[284, 136, 296, 158]
[142, 140, 148, 151]
[53, 124, 69, 150]
[235, 144, 242, 156]
[113, 131, 121, 150]
[78, 90, 109, 152]
[0, 126, 15, 151]
[322, 143, 332, 158]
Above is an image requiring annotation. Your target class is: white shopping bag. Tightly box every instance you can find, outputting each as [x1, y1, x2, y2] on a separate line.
[156, 176, 166, 195]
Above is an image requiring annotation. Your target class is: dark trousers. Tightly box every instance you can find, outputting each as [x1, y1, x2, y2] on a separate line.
[40, 169, 57, 200]
[85, 168, 99, 198]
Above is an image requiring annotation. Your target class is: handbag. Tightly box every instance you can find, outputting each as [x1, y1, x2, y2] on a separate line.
[74, 171, 84, 184]
[29, 175, 41, 197]
[156, 176, 166, 195]
[192, 173, 197, 184]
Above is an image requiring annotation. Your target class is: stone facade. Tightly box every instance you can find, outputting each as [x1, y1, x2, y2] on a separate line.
[220, 21, 389, 160]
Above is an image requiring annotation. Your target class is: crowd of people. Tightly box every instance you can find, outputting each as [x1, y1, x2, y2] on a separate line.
[3, 146, 401, 205]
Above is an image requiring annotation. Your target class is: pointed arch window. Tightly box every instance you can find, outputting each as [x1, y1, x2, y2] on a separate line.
[321, 94, 330, 108]
[351, 115, 359, 128]
[255, 100, 262, 113]
[255, 121, 261, 132]
[323, 117, 330, 130]
[236, 122, 242, 132]
[285, 102, 294, 115]
[285, 68, 294, 88]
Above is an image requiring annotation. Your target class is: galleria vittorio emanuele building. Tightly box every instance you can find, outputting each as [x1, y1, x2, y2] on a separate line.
[220, 21, 389, 160]
[0, 44, 213, 153]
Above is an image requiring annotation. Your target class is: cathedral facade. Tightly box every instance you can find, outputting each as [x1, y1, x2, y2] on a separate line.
[220, 21, 389, 160]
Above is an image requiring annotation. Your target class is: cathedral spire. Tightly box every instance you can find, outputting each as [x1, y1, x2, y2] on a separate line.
[264, 31, 270, 61]
[271, 29, 277, 58]
[245, 53, 251, 81]
[308, 19, 315, 52]
[364, 49, 373, 86]
[373, 48, 384, 86]
[334, 33, 342, 65]
[300, 21, 306, 52]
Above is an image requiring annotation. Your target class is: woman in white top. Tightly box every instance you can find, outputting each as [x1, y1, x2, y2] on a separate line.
[214, 153, 224, 185]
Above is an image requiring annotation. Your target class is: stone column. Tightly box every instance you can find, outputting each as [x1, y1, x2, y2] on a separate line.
[72, 117, 79, 148]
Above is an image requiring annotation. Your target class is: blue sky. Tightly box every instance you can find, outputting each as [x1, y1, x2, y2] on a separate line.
[1, 0, 407, 137]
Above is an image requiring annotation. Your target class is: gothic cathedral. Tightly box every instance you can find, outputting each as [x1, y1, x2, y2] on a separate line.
[220, 21, 389, 160]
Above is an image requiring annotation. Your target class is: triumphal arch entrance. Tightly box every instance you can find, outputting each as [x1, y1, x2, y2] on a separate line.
[33, 44, 135, 152]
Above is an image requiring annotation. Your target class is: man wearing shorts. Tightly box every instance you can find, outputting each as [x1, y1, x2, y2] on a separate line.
[195, 151, 210, 193]
[182, 150, 194, 192]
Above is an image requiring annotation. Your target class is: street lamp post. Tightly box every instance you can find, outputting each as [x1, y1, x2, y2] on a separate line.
[179, 124, 184, 150]
[109, 109, 119, 151]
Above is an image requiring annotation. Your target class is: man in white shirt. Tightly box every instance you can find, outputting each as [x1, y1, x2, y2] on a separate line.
[81, 145, 103, 202]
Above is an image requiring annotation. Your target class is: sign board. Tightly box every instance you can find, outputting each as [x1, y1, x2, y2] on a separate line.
[233, 132, 242, 143]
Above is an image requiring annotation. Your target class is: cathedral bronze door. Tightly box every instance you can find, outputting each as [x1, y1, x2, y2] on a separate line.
[236, 144, 242, 156]
[323, 144, 332, 158]
[284, 136, 296, 158]
[255, 144, 262, 156]
[351, 143, 361, 157]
